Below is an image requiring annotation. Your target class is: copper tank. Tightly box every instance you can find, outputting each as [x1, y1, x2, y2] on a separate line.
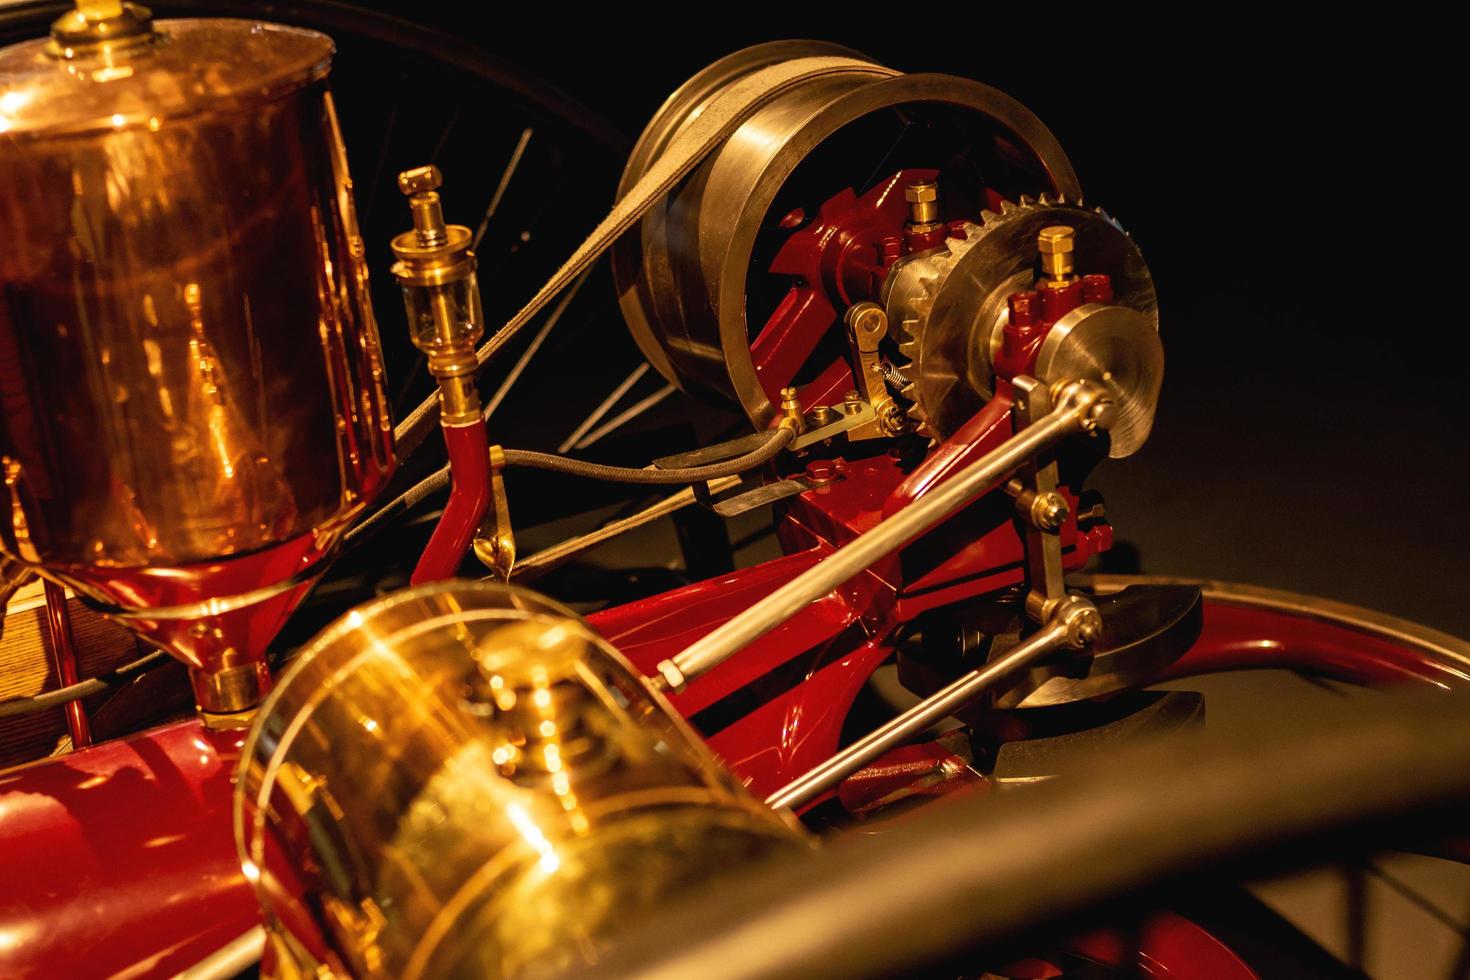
[236, 581, 808, 979]
[0, 4, 394, 713]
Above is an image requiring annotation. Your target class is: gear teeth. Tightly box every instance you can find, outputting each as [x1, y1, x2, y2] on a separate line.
[890, 190, 1132, 445]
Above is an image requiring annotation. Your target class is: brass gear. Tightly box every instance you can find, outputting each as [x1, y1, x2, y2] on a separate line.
[880, 194, 1157, 441]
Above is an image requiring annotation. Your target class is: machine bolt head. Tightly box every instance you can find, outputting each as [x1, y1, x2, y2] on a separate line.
[1032, 491, 1069, 531]
[1037, 225, 1076, 255]
[1069, 608, 1103, 647]
[904, 180, 938, 204]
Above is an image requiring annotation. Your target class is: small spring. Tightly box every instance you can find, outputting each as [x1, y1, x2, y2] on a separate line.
[879, 360, 911, 392]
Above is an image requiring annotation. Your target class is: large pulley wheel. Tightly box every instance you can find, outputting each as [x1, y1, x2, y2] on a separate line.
[612, 41, 1083, 428]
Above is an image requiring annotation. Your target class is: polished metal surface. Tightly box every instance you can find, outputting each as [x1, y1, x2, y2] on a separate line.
[993, 584, 1203, 709]
[0, 15, 394, 591]
[1035, 303, 1163, 458]
[656, 379, 1114, 691]
[237, 581, 806, 980]
[883, 197, 1158, 438]
[613, 42, 1082, 427]
[765, 594, 1101, 811]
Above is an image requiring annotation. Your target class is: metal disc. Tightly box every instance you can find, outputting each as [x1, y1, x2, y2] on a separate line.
[1035, 303, 1164, 458]
[887, 200, 1158, 440]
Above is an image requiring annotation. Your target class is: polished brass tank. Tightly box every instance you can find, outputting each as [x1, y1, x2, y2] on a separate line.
[0, 5, 393, 712]
[236, 581, 808, 979]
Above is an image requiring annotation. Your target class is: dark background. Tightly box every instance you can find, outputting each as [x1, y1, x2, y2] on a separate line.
[394, 11, 1467, 634]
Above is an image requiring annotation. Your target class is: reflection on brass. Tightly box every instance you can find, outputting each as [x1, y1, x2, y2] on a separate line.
[237, 582, 808, 979]
[390, 166, 485, 427]
[903, 178, 942, 234]
[0, 16, 395, 675]
[48, 0, 157, 58]
[473, 447, 516, 582]
[1037, 224, 1076, 286]
[190, 659, 271, 719]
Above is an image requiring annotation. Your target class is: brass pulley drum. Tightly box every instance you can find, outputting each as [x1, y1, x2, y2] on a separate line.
[0, 2, 394, 711]
[237, 581, 807, 979]
[611, 40, 1082, 427]
[612, 41, 1163, 456]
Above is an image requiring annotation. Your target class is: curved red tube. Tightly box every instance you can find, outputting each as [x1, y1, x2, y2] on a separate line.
[411, 420, 491, 584]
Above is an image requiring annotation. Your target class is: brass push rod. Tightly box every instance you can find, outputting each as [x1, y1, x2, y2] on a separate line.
[653, 379, 1114, 692]
[764, 596, 1100, 811]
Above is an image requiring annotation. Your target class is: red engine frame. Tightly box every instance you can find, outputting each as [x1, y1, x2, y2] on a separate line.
[3, 172, 1467, 977]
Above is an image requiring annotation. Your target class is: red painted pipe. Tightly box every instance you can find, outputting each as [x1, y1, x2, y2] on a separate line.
[41, 579, 90, 749]
[411, 420, 491, 584]
[0, 719, 258, 978]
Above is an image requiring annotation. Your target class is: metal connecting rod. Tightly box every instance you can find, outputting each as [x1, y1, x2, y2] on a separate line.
[651, 378, 1115, 692]
[766, 595, 1102, 811]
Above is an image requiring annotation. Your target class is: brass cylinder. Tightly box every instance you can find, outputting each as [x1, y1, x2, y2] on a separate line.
[0, 16, 394, 605]
[236, 581, 808, 979]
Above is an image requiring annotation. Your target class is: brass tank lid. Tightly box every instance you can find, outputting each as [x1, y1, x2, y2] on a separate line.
[0, 2, 333, 140]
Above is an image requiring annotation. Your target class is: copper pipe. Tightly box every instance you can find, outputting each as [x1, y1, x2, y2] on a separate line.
[42, 579, 91, 748]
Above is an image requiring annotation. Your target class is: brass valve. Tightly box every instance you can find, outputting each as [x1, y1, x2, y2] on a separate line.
[1037, 225, 1076, 288]
[390, 165, 485, 425]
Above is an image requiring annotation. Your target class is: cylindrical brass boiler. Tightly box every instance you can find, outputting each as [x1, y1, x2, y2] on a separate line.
[0, 5, 394, 711]
[236, 581, 808, 979]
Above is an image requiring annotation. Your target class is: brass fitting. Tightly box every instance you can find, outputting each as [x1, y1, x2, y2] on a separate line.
[49, 0, 156, 58]
[399, 166, 450, 248]
[191, 659, 271, 728]
[904, 179, 943, 234]
[1037, 225, 1076, 288]
[390, 165, 485, 425]
[777, 386, 805, 434]
[472, 445, 517, 583]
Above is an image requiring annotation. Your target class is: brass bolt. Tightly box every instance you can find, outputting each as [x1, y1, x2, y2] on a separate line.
[904, 179, 942, 231]
[843, 389, 862, 413]
[778, 386, 805, 434]
[1037, 225, 1076, 285]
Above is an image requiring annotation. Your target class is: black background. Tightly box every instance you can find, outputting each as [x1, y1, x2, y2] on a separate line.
[416, 11, 1465, 634]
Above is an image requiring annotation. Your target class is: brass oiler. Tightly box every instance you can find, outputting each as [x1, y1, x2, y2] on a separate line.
[235, 581, 809, 979]
[0, 4, 395, 715]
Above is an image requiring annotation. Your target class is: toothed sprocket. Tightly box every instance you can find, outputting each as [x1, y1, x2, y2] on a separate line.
[878, 194, 1158, 440]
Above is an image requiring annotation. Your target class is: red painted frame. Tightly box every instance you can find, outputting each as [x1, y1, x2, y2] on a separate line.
[4, 584, 1464, 978]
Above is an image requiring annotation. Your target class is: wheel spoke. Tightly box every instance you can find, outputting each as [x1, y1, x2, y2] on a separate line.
[574, 383, 675, 451]
[482, 269, 589, 422]
[473, 126, 533, 250]
[558, 362, 649, 453]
